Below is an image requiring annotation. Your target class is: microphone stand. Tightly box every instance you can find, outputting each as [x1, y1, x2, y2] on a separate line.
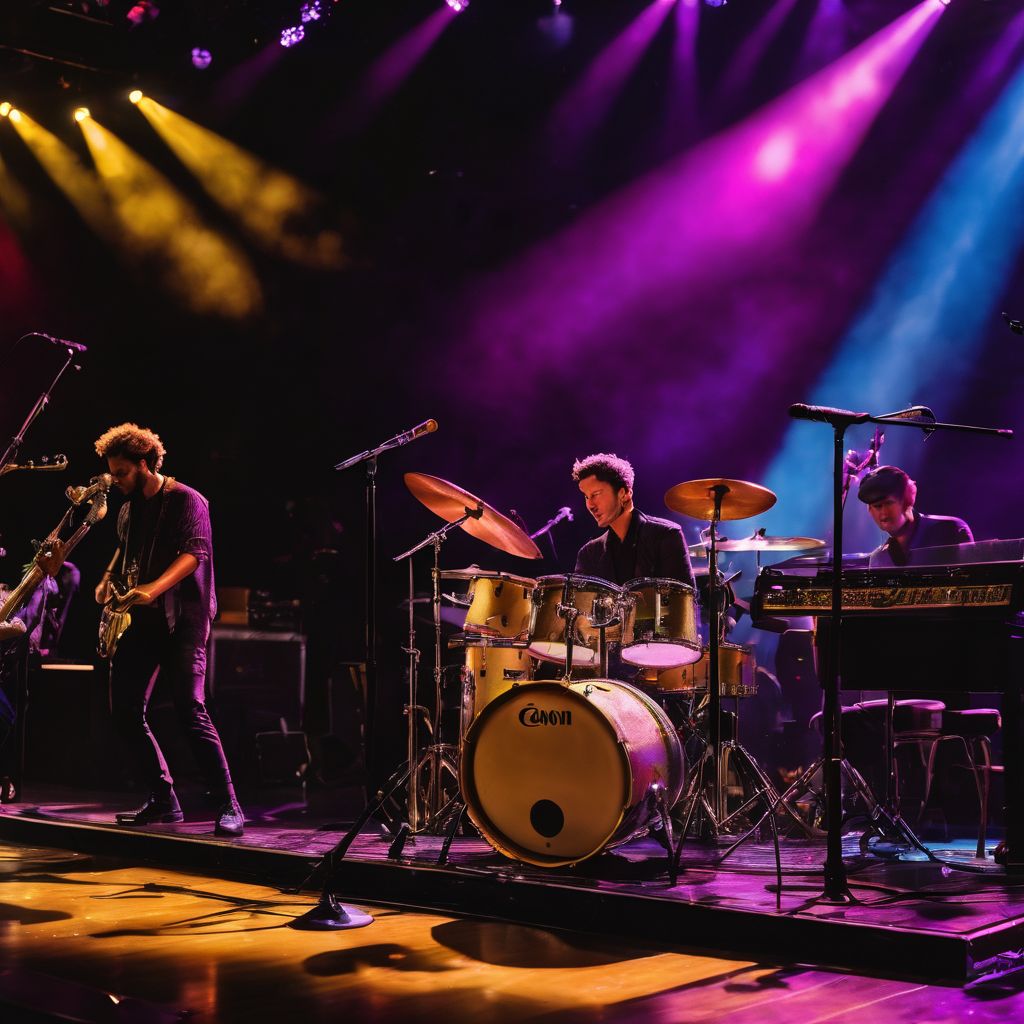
[790, 406, 1012, 901]
[333, 424, 436, 789]
[0, 345, 78, 476]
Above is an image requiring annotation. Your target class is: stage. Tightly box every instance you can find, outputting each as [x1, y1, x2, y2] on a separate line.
[1, 787, 1022, 986]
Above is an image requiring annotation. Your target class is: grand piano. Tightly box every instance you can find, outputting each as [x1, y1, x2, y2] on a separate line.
[752, 538, 1024, 870]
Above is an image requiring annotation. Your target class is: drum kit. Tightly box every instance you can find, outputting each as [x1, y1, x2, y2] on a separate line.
[380, 470, 824, 870]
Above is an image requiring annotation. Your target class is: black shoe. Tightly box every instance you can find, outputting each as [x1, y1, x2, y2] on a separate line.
[115, 793, 184, 826]
[215, 801, 244, 837]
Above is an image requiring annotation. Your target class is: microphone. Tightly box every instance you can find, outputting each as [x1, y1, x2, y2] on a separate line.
[66, 473, 113, 505]
[1003, 312, 1024, 336]
[394, 419, 438, 446]
[789, 404, 870, 426]
[32, 331, 89, 353]
[530, 506, 574, 540]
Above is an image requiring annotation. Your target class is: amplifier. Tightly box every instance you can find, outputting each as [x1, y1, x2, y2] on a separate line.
[208, 628, 306, 784]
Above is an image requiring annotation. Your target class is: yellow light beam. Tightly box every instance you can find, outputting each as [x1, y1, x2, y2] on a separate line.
[135, 96, 346, 270]
[0, 153, 32, 228]
[7, 110, 115, 241]
[78, 116, 263, 319]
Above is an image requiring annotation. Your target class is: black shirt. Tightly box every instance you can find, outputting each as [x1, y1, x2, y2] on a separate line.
[607, 512, 641, 585]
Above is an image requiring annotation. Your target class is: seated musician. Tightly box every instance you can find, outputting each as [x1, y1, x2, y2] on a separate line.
[858, 465, 973, 567]
[572, 453, 694, 586]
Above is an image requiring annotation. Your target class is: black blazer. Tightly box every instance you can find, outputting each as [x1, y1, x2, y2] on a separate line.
[574, 511, 695, 587]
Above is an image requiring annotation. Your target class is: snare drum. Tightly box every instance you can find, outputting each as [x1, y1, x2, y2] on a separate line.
[461, 679, 684, 866]
[460, 644, 535, 738]
[620, 578, 702, 669]
[642, 642, 756, 697]
[527, 575, 630, 668]
[443, 569, 537, 645]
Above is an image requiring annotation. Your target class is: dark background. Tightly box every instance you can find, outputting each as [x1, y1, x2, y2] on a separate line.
[2, 0, 1023, 781]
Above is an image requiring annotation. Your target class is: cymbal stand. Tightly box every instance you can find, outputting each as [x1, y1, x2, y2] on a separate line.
[671, 487, 785, 888]
[392, 505, 483, 832]
[558, 574, 579, 682]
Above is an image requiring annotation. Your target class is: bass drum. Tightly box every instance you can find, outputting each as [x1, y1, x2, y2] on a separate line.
[460, 679, 684, 867]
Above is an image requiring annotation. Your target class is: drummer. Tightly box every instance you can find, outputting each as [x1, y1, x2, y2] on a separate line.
[572, 453, 695, 587]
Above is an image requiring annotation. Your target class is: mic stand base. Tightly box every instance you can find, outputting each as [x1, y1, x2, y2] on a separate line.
[289, 893, 373, 931]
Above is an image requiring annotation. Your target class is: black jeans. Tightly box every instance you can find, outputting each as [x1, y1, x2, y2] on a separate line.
[110, 606, 235, 802]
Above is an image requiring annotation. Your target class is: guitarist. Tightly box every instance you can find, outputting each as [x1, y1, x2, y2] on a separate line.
[94, 423, 243, 837]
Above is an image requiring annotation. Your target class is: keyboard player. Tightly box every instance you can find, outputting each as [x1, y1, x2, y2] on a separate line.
[858, 465, 973, 567]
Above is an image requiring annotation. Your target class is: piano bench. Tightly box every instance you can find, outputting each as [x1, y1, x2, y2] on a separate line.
[941, 708, 1001, 739]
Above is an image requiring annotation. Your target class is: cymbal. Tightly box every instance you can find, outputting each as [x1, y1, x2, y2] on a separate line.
[665, 478, 777, 522]
[715, 534, 825, 553]
[404, 473, 543, 560]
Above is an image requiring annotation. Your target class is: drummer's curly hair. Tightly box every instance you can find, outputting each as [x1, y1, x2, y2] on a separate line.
[571, 453, 634, 493]
[94, 422, 166, 472]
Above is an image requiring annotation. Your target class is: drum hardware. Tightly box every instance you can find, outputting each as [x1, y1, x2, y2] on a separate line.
[330, 471, 542, 846]
[392, 503, 486, 834]
[528, 574, 629, 672]
[664, 479, 790, 890]
[620, 577, 702, 669]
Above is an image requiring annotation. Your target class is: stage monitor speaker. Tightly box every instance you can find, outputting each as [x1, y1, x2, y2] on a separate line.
[208, 628, 306, 785]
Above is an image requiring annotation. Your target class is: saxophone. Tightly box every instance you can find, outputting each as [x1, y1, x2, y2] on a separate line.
[0, 474, 111, 626]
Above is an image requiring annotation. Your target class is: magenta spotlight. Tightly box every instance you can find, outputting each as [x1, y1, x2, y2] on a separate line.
[301, 1, 322, 22]
[446, 0, 469, 12]
[191, 47, 213, 69]
[280, 25, 305, 47]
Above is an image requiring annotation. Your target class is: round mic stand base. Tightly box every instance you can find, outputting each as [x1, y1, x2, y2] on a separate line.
[289, 893, 374, 931]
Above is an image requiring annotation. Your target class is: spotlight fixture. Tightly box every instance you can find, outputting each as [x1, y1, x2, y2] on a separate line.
[73, 107, 90, 122]
[446, 0, 469, 12]
[280, 25, 305, 47]
[300, 1, 322, 23]
[0, 102, 11, 118]
[9, 109, 22, 124]
[191, 47, 213, 70]
[703, 0, 727, 7]
[128, 90, 144, 104]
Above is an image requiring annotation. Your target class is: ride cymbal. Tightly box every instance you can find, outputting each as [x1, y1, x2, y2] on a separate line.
[404, 473, 543, 560]
[665, 478, 777, 522]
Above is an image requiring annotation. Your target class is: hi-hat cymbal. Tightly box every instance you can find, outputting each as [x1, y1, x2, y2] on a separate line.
[718, 534, 825, 552]
[404, 473, 543, 560]
[665, 478, 777, 521]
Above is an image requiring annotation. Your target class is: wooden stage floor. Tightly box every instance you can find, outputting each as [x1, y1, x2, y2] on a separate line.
[1, 843, 1024, 1023]
[1, 787, 1023, 991]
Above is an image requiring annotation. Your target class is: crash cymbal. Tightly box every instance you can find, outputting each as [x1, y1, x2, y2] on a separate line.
[404, 473, 543, 560]
[665, 478, 777, 522]
[716, 534, 825, 553]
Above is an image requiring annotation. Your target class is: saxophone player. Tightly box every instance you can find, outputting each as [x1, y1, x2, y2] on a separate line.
[94, 423, 243, 836]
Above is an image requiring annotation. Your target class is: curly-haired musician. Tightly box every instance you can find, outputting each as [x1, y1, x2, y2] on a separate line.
[572, 452, 694, 587]
[94, 422, 243, 836]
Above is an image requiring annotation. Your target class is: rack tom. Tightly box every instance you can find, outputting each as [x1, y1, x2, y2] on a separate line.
[443, 569, 536, 645]
[620, 577, 701, 669]
[528, 574, 629, 668]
